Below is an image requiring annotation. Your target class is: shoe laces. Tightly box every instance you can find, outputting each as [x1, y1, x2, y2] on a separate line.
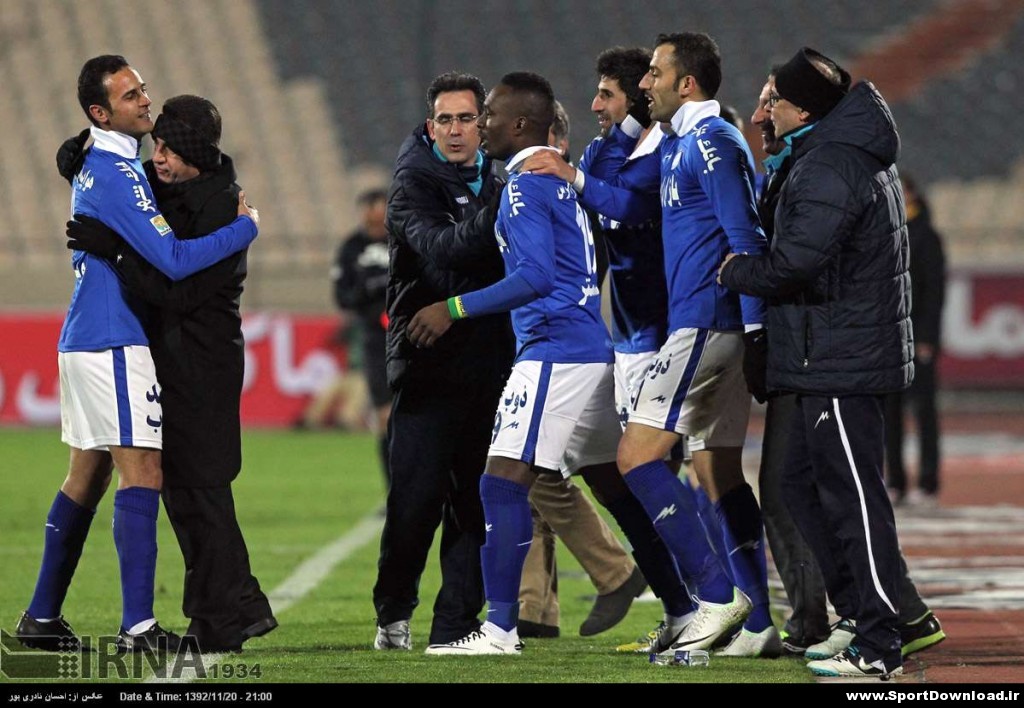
[831, 618, 856, 633]
[448, 629, 487, 647]
[647, 621, 668, 643]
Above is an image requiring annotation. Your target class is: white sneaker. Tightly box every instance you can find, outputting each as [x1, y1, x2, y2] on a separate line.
[669, 588, 752, 651]
[615, 615, 691, 654]
[805, 618, 856, 660]
[807, 647, 902, 679]
[715, 626, 783, 658]
[424, 622, 522, 656]
[374, 620, 411, 650]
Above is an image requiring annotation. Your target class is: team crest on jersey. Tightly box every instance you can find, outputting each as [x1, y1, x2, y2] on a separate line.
[75, 169, 94, 191]
[456, 196, 469, 205]
[149, 214, 172, 236]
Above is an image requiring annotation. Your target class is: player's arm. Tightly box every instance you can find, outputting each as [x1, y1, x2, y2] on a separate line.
[720, 159, 857, 298]
[522, 145, 659, 225]
[386, 170, 498, 272]
[117, 249, 246, 314]
[406, 176, 555, 348]
[696, 130, 768, 326]
[94, 176, 257, 281]
[578, 120, 641, 179]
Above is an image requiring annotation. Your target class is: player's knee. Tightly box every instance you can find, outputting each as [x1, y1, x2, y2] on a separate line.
[119, 453, 163, 490]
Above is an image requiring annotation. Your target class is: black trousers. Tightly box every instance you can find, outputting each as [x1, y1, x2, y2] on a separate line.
[759, 394, 830, 643]
[162, 486, 273, 648]
[782, 394, 901, 664]
[373, 374, 503, 644]
[885, 357, 941, 494]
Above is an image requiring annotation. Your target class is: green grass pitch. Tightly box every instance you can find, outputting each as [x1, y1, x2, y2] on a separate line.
[0, 428, 810, 684]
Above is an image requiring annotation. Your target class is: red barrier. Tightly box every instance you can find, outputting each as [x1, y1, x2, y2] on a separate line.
[1, 271, 1021, 428]
[0, 313, 346, 427]
[940, 270, 1024, 388]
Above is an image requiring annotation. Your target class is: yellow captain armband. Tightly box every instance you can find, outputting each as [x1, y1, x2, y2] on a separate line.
[446, 296, 467, 321]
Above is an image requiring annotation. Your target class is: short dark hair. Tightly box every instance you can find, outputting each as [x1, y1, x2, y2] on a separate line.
[719, 105, 742, 130]
[78, 55, 129, 126]
[595, 46, 651, 109]
[654, 32, 722, 98]
[551, 100, 570, 144]
[426, 72, 486, 117]
[358, 187, 388, 205]
[498, 71, 555, 135]
[162, 95, 221, 146]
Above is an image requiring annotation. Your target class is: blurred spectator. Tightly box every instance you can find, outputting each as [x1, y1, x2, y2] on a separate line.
[885, 175, 947, 508]
[296, 189, 391, 488]
[333, 188, 392, 488]
[293, 313, 372, 433]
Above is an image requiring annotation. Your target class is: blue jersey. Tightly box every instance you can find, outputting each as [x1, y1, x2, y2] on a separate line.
[579, 101, 767, 333]
[461, 147, 612, 364]
[580, 125, 667, 354]
[58, 128, 257, 353]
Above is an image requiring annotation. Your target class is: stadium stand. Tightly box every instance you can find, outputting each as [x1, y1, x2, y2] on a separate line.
[1, 0, 1022, 310]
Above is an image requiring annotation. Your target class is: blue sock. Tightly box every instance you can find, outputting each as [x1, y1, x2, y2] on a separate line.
[113, 487, 160, 631]
[623, 460, 732, 604]
[604, 493, 695, 617]
[715, 483, 772, 631]
[693, 483, 734, 582]
[27, 491, 95, 620]
[479, 474, 532, 632]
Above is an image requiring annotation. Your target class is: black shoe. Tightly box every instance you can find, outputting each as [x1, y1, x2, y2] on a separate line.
[185, 634, 243, 654]
[780, 632, 828, 656]
[579, 566, 647, 637]
[241, 616, 278, 642]
[900, 611, 946, 657]
[115, 623, 183, 654]
[14, 612, 80, 652]
[517, 620, 559, 638]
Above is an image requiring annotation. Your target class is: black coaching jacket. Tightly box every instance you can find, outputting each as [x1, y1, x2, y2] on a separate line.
[384, 124, 514, 391]
[115, 156, 248, 487]
[721, 82, 913, 396]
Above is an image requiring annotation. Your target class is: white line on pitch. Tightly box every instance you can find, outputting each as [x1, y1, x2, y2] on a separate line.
[146, 512, 384, 683]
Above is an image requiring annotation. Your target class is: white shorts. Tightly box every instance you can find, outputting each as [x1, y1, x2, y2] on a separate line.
[629, 328, 750, 451]
[613, 350, 655, 428]
[59, 346, 163, 451]
[489, 360, 621, 476]
[615, 350, 689, 459]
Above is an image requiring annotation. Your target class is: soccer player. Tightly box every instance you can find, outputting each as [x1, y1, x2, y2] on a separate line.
[523, 33, 776, 656]
[575, 46, 705, 654]
[14, 55, 258, 653]
[408, 71, 666, 656]
[518, 100, 647, 641]
[60, 94, 277, 653]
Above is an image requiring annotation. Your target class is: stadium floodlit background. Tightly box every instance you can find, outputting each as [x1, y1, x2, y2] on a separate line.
[0, 0, 1023, 686]
[1, 0, 1022, 426]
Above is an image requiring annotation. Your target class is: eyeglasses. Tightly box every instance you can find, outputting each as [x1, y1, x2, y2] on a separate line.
[766, 92, 782, 108]
[433, 113, 478, 128]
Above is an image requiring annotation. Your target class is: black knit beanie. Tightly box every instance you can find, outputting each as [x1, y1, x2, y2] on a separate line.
[152, 95, 222, 171]
[774, 47, 851, 121]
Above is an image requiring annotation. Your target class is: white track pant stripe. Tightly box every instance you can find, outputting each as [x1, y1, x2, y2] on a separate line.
[832, 397, 897, 615]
